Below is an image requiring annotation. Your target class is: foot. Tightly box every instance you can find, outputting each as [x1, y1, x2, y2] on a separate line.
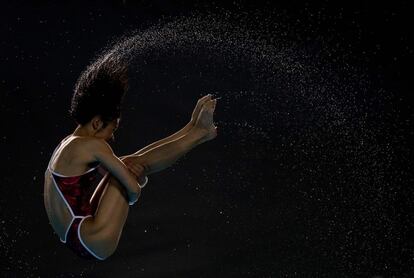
[190, 94, 213, 126]
[194, 98, 218, 143]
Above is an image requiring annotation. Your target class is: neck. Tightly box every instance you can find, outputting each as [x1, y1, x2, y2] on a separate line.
[72, 125, 94, 137]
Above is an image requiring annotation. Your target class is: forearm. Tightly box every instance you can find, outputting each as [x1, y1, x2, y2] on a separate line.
[133, 122, 193, 156]
[98, 172, 140, 205]
[135, 127, 205, 175]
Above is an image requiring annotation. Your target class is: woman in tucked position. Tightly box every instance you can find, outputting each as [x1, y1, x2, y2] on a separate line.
[43, 56, 218, 261]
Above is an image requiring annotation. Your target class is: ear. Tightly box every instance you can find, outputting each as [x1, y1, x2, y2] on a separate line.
[91, 115, 103, 131]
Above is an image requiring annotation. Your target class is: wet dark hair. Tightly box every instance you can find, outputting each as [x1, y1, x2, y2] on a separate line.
[69, 53, 129, 127]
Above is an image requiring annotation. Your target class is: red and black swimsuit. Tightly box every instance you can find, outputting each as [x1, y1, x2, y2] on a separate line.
[48, 161, 108, 260]
[46, 137, 148, 260]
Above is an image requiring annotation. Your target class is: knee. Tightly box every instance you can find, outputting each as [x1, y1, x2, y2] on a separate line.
[81, 228, 119, 260]
[96, 232, 120, 259]
[100, 246, 117, 260]
[96, 247, 116, 261]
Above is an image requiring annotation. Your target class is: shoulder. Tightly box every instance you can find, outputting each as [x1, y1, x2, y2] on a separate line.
[68, 137, 114, 161]
[51, 136, 110, 169]
[78, 137, 113, 153]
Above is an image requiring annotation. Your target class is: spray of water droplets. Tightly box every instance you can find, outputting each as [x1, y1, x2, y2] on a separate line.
[55, 12, 410, 275]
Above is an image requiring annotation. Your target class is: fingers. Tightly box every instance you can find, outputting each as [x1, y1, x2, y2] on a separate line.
[130, 165, 145, 178]
[124, 160, 145, 179]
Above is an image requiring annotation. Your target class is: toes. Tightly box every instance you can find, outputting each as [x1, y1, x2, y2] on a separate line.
[202, 94, 212, 105]
[199, 96, 211, 109]
[211, 99, 217, 110]
[199, 94, 211, 105]
[206, 100, 215, 110]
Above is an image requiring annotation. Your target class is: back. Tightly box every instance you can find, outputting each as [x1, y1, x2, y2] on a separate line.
[43, 136, 106, 242]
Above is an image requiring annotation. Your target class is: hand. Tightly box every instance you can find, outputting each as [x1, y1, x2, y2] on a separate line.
[122, 157, 147, 185]
[122, 157, 145, 177]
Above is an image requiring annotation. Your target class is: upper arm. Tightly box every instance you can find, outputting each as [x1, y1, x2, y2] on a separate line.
[87, 138, 139, 194]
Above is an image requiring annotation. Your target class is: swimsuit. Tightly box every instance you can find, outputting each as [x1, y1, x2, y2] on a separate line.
[48, 160, 107, 260]
[46, 137, 148, 260]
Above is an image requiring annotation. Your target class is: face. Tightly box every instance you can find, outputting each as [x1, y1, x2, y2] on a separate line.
[96, 118, 120, 142]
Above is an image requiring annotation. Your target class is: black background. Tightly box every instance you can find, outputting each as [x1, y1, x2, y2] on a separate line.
[1, 1, 413, 277]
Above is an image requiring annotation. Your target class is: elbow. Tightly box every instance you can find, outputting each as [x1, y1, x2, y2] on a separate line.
[130, 181, 141, 194]
[127, 183, 141, 202]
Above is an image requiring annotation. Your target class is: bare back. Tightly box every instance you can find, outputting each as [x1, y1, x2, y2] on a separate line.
[43, 135, 101, 241]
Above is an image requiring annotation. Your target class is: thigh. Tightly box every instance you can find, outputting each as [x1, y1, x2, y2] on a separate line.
[79, 176, 130, 257]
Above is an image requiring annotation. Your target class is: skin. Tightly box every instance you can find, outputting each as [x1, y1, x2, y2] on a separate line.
[45, 94, 218, 259]
[68, 94, 217, 202]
